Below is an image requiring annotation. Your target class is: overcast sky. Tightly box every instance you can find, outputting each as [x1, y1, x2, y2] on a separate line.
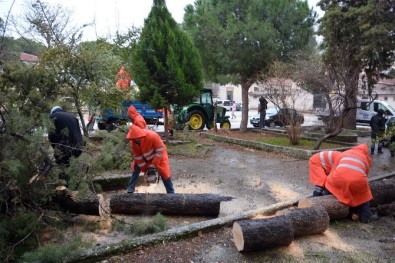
[1, 0, 322, 40]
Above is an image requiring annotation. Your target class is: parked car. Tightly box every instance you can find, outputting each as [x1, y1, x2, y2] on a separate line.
[250, 107, 279, 127]
[250, 107, 304, 128]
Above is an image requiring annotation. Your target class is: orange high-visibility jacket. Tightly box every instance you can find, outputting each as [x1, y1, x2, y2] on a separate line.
[127, 105, 147, 129]
[325, 144, 373, 207]
[309, 150, 342, 187]
[126, 124, 170, 180]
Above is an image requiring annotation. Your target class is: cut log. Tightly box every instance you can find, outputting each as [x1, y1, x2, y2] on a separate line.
[276, 206, 329, 236]
[370, 177, 395, 207]
[298, 195, 349, 220]
[109, 193, 233, 216]
[52, 187, 101, 216]
[232, 215, 294, 252]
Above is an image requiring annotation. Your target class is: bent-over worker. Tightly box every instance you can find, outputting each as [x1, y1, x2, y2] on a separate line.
[126, 123, 175, 194]
[126, 105, 148, 193]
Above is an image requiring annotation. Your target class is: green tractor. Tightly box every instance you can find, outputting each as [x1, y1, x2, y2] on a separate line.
[173, 89, 231, 130]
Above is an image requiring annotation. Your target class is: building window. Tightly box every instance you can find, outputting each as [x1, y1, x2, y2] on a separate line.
[384, 97, 388, 101]
[254, 86, 259, 92]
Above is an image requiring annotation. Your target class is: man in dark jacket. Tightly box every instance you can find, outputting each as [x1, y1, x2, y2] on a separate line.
[48, 106, 84, 166]
[258, 96, 268, 129]
[369, 109, 386, 154]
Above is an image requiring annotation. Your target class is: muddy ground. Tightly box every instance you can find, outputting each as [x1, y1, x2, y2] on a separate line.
[70, 132, 395, 263]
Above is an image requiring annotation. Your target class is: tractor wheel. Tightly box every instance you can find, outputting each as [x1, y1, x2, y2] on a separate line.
[220, 120, 231, 129]
[187, 110, 206, 130]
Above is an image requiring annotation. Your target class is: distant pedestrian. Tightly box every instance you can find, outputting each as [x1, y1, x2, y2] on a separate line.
[258, 96, 268, 128]
[231, 102, 237, 119]
[369, 109, 386, 154]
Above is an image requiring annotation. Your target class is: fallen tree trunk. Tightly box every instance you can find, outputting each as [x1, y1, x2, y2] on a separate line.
[110, 193, 233, 216]
[297, 195, 349, 220]
[65, 196, 304, 263]
[276, 206, 330, 236]
[370, 177, 395, 207]
[52, 187, 102, 216]
[232, 216, 294, 252]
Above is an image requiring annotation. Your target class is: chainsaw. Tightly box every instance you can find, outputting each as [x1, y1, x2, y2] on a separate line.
[145, 167, 159, 184]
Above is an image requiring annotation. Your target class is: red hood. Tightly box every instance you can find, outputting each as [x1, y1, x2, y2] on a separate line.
[128, 105, 139, 119]
[126, 124, 148, 140]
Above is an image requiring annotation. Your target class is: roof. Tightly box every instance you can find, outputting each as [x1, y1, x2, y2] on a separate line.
[19, 52, 39, 63]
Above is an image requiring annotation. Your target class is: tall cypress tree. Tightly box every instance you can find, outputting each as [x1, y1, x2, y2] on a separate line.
[131, 0, 204, 109]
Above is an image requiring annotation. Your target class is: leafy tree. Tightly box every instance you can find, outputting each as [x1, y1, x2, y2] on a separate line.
[318, 0, 395, 129]
[263, 60, 306, 145]
[184, 0, 315, 132]
[22, 0, 72, 48]
[131, 0, 204, 138]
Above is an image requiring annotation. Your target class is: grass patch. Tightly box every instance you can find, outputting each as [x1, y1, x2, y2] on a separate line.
[20, 236, 90, 263]
[129, 213, 168, 236]
[256, 136, 344, 149]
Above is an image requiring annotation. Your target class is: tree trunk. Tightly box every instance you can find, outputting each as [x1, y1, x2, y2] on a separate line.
[109, 193, 233, 216]
[232, 215, 294, 252]
[298, 195, 349, 220]
[52, 187, 102, 216]
[370, 177, 395, 207]
[275, 206, 330, 236]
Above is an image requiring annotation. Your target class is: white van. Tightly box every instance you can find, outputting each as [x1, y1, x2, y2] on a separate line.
[215, 100, 232, 111]
[357, 99, 395, 124]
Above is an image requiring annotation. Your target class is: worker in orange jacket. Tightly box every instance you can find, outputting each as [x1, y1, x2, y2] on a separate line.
[309, 150, 342, 196]
[126, 105, 147, 193]
[126, 123, 175, 194]
[309, 144, 377, 223]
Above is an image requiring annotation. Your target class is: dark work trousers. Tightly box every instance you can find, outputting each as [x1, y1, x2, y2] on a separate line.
[259, 110, 266, 128]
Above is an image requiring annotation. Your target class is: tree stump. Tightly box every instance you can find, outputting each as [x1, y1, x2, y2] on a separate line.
[370, 177, 395, 207]
[109, 193, 233, 216]
[232, 215, 294, 252]
[275, 206, 329, 236]
[298, 195, 349, 220]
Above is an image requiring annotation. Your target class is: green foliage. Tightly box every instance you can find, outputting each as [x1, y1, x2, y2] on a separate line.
[132, 0, 204, 108]
[184, 0, 315, 82]
[129, 213, 168, 236]
[0, 211, 45, 261]
[19, 236, 89, 263]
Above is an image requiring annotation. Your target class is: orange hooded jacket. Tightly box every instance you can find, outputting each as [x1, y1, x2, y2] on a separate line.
[127, 105, 147, 129]
[324, 144, 373, 207]
[309, 150, 342, 187]
[126, 124, 170, 180]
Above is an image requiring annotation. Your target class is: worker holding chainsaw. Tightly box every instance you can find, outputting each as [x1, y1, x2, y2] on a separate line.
[126, 105, 147, 193]
[308, 144, 377, 223]
[126, 121, 175, 194]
